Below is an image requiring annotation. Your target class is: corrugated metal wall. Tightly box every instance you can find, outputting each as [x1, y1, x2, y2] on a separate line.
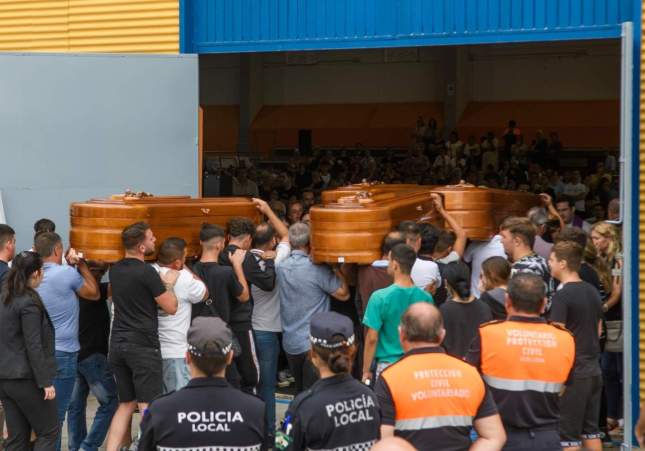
[182, 0, 634, 53]
[0, 0, 179, 53]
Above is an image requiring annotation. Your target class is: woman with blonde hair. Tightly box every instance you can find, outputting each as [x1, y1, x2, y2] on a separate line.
[590, 221, 623, 433]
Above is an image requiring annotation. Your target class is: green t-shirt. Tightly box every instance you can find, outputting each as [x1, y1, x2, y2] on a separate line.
[362, 284, 434, 363]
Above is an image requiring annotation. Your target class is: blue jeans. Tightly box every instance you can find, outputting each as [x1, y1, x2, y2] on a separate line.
[162, 358, 190, 393]
[54, 350, 78, 451]
[67, 353, 118, 451]
[255, 331, 279, 436]
[601, 351, 623, 419]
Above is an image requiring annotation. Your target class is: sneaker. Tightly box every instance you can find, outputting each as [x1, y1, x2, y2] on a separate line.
[276, 379, 291, 388]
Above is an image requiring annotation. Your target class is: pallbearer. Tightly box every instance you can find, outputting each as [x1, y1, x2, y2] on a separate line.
[276, 312, 380, 450]
[138, 317, 264, 451]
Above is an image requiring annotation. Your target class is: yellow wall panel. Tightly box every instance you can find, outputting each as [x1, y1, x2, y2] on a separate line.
[0, 0, 178, 53]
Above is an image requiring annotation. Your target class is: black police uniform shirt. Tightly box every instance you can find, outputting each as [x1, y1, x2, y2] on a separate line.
[139, 377, 265, 451]
[281, 373, 380, 451]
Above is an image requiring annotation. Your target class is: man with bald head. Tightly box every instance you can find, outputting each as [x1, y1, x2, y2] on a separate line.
[375, 303, 506, 451]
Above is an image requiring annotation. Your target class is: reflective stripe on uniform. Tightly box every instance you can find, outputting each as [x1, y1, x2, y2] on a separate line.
[158, 445, 261, 451]
[307, 439, 377, 451]
[395, 415, 473, 430]
[483, 374, 564, 393]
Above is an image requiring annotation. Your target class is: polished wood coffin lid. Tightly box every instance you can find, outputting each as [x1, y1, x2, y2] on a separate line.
[309, 183, 540, 264]
[69, 192, 261, 262]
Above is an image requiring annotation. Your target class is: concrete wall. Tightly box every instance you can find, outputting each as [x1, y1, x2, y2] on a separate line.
[199, 40, 620, 107]
[0, 53, 198, 252]
[470, 41, 620, 101]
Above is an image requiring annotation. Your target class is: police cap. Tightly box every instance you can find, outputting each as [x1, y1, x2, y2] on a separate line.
[309, 311, 355, 349]
[188, 316, 233, 357]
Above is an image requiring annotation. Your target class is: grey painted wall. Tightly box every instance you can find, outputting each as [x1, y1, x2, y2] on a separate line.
[0, 53, 198, 252]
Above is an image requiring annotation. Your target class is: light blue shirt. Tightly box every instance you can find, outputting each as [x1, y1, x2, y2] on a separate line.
[277, 250, 341, 355]
[37, 262, 84, 353]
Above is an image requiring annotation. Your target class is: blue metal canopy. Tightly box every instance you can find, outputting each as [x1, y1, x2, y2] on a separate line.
[180, 0, 634, 53]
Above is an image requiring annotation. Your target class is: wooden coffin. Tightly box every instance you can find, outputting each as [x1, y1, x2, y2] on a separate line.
[309, 183, 540, 264]
[69, 193, 261, 262]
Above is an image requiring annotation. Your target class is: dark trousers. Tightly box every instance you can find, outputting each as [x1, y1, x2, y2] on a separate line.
[0, 379, 59, 451]
[226, 329, 260, 394]
[286, 352, 318, 394]
[504, 428, 561, 451]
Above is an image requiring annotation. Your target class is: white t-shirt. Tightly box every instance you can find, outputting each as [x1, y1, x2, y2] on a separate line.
[437, 250, 460, 265]
[154, 265, 207, 359]
[563, 183, 587, 212]
[463, 235, 506, 298]
[251, 242, 291, 333]
[410, 258, 441, 291]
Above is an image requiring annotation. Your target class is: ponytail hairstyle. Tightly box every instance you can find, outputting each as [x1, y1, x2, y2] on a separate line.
[2, 251, 43, 306]
[442, 261, 471, 300]
[312, 338, 357, 375]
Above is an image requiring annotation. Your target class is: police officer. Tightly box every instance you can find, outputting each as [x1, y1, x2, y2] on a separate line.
[139, 317, 264, 451]
[375, 303, 506, 451]
[276, 311, 380, 450]
[466, 272, 575, 450]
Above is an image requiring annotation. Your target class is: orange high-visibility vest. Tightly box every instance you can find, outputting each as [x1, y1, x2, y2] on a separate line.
[479, 319, 575, 393]
[380, 349, 486, 431]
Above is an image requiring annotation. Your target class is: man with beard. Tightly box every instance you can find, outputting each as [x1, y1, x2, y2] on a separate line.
[105, 222, 179, 451]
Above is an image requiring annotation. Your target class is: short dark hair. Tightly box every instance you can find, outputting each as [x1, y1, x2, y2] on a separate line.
[551, 241, 583, 272]
[0, 225, 15, 249]
[200, 223, 225, 242]
[122, 222, 150, 251]
[390, 243, 416, 275]
[400, 304, 443, 343]
[419, 224, 440, 255]
[500, 216, 536, 248]
[157, 237, 186, 265]
[554, 227, 587, 248]
[253, 223, 276, 248]
[398, 221, 420, 239]
[34, 232, 62, 258]
[227, 217, 255, 239]
[190, 344, 229, 377]
[507, 273, 546, 314]
[382, 231, 405, 256]
[434, 230, 456, 253]
[555, 196, 575, 208]
[34, 218, 55, 234]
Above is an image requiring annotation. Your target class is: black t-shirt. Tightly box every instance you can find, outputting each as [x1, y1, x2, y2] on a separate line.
[478, 288, 507, 320]
[219, 245, 275, 331]
[78, 283, 110, 361]
[109, 258, 165, 348]
[0, 260, 9, 296]
[192, 262, 242, 325]
[440, 298, 493, 358]
[549, 281, 603, 377]
[579, 263, 602, 294]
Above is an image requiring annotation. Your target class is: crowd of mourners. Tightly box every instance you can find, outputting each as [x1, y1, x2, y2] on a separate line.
[0, 118, 629, 451]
